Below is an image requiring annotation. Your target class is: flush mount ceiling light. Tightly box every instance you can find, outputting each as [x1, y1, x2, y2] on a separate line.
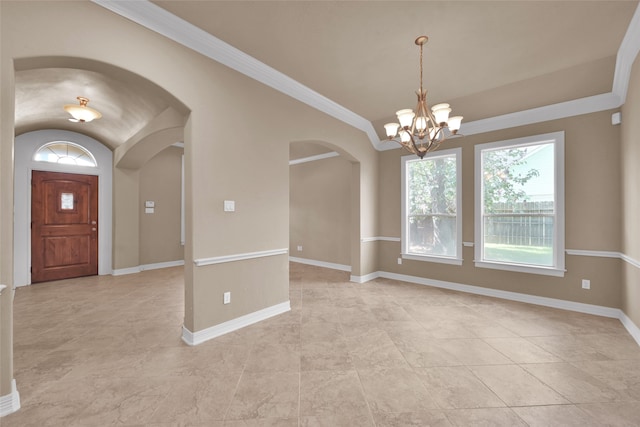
[63, 96, 102, 123]
[384, 36, 462, 159]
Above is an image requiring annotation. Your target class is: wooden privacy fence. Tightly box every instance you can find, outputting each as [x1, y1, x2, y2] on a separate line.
[484, 201, 554, 247]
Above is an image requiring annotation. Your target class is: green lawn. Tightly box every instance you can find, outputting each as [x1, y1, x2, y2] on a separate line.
[484, 243, 553, 266]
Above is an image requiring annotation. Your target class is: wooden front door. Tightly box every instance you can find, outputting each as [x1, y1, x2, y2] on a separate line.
[31, 171, 98, 283]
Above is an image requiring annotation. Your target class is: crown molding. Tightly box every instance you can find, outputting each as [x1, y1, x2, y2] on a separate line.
[613, 1, 640, 104]
[289, 151, 339, 166]
[92, 0, 379, 145]
[94, 0, 639, 152]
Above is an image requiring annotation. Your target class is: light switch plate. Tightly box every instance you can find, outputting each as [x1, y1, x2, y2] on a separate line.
[145, 201, 155, 208]
[224, 200, 235, 212]
[145, 207, 154, 214]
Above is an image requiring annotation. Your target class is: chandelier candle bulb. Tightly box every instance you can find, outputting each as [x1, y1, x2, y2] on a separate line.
[400, 130, 411, 143]
[432, 104, 452, 125]
[415, 116, 428, 131]
[384, 123, 400, 137]
[396, 109, 415, 128]
[448, 116, 463, 133]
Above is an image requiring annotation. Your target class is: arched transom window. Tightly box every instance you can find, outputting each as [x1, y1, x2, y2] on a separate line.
[34, 141, 97, 167]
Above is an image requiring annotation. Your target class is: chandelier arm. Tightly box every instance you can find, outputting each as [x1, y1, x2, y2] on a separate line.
[407, 133, 428, 159]
[393, 136, 417, 157]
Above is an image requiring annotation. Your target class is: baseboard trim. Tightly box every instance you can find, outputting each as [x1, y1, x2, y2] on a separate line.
[620, 311, 640, 346]
[112, 260, 184, 276]
[350, 271, 381, 283]
[141, 260, 184, 271]
[0, 379, 20, 418]
[363, 270, 639, 346]
[377, 271, 621, 318]
[289, 257, 351, 272]
[111, 266, 141, 276]
[182, 301, 291, 346]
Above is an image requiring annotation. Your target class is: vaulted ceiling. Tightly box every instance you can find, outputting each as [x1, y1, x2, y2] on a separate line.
[13, 1, 639, 152]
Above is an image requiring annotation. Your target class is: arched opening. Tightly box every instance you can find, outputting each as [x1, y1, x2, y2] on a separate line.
[13, 57, 190, 278]
[289, 140, 361, 274]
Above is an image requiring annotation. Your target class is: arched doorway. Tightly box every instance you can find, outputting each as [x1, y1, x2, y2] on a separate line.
[289, 140, 361, 273]
[14, 130, 113, 286]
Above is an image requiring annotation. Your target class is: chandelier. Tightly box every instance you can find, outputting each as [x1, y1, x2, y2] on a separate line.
[384, 36, 462, 159]
[64, 97, 102, 123]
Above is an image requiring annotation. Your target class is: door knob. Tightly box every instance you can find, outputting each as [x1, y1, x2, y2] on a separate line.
[92, 228, 97, 231]
[91, 221, 97, 225]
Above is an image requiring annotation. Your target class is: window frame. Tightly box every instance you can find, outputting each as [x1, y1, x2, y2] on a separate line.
[33, 141, 98, 167]
[401, 147, 463, 265]
[474, 131, 565, 277]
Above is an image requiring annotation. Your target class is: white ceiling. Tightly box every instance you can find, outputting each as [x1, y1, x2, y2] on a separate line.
[14, 1, 639, 151]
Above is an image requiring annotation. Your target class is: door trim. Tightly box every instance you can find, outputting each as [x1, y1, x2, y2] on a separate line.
[14, 130, 113, 286]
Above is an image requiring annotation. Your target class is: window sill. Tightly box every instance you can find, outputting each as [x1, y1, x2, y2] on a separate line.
[402, 254, 463, 266]
[474, 260, 565, 277]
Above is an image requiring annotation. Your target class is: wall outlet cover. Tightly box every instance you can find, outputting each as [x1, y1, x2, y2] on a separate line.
[224, 200, 235, 212]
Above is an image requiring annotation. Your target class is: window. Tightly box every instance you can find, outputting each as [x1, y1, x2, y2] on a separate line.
[475, 132, 565, 276]
[34, 141, 97, 167]
[401, 148, 462, 265]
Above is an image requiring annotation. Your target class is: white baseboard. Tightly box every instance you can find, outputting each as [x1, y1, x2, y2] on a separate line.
[354, 270, 640, 347]
[141, 260, 184, 271]
[619, 311, 640, 346]
[0, 379, 20, 417]
[289, 257, 351, 272]
[378, 271, 621, 318]
[112, 266, 142, 276]
[350, 271, 380, 283]
[182, 301, 291, 346]
[112, 260, 184, 276]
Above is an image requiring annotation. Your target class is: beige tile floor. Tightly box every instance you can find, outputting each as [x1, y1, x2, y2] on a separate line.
[4, 262, 640, 426]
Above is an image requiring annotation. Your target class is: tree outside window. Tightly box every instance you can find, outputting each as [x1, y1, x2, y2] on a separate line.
[475, 132, 565, 276]
[402, 148, 461, 263]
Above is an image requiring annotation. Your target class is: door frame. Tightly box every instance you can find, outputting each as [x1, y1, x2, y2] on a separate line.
[14, 130, 113, 286]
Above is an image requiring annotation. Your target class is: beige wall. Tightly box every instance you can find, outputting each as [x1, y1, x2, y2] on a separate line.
[378, 109, 623, 308]
[621, 54, 640, 327]
[0, 15, 15, 395]
[139, 146, 184, 265]
[113, 167, 140, 270]
[0, 0, 379, 395]
[290, 155, 352, 266]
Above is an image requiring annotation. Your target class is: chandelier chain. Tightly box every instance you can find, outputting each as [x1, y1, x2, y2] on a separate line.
[419, 42, 424, 94]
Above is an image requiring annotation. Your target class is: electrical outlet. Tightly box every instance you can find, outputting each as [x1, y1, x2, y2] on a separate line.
[581, 279, 591, 290]
[397, 257, 402, 265]
[297, 245, 303, 251]
[223, 291, 231, 304]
